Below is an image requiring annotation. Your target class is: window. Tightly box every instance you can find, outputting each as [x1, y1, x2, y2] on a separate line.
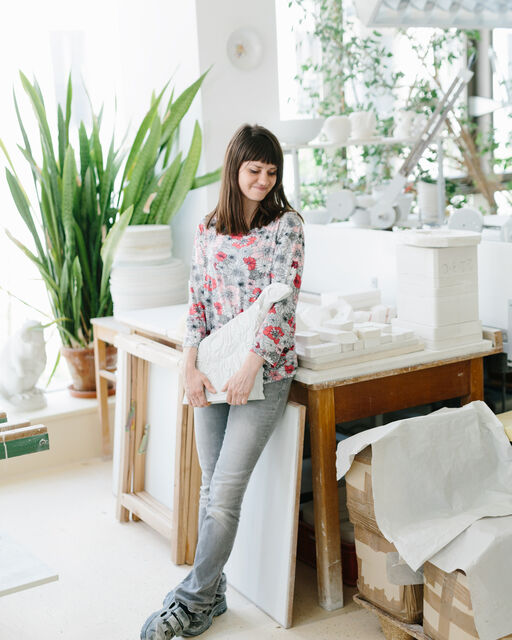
[0, 2, 121, 388]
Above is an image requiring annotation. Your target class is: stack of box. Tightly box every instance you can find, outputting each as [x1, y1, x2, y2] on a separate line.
[423, 563, 512, 640]
[345, 446, 423, 623]
[392, 230, 482, 350]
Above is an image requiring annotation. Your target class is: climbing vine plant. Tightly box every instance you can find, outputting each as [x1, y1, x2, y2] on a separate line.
[288, 0, 510, 215]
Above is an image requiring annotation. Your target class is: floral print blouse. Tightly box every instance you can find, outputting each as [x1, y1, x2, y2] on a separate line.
[184, 211, 305, 383]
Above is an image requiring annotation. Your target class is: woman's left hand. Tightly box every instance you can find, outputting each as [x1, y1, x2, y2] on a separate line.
[222, 351, 265, 405]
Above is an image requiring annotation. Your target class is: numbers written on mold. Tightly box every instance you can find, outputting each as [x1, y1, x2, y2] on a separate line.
[439, 259, 474, 275]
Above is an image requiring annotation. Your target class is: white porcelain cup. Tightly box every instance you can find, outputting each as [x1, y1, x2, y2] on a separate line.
[349, 111, 376, 138]
[394, 111, 416, 139]
[322, 115, 351, 143]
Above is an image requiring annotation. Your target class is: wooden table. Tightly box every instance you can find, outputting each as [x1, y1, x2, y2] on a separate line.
[289, 337, 502, 612]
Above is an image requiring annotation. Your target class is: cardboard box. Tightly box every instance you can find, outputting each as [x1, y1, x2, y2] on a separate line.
[346, 446, 423, 623]
[345, 446, 379, 533]
[423, 563, 512, 640]
[354, 524, 423, 624]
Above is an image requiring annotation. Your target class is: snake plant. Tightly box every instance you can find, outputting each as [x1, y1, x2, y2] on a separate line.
[1, 71, 219, 348]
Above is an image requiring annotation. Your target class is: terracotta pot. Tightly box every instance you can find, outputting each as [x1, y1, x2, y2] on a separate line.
[61, 345, 117, 394]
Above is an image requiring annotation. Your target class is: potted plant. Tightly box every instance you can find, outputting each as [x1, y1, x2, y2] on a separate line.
[110, 70, 221, 315]
[1, 71, 219, 394]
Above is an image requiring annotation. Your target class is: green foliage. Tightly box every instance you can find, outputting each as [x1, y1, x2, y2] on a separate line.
[120, 69, 220, 226]
[287, 1, 496, 212]
[1, 71, 219, 347]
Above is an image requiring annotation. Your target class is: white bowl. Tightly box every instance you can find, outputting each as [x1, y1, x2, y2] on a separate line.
[273, 118, 324, 145]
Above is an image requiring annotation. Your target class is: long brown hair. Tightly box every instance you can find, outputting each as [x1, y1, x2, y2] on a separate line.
[206, 124, 297, 235]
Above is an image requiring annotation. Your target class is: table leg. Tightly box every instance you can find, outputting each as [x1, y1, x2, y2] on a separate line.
[93, 332, 112, 456]
[308, 387, 343, 610]
[460, 357, 484, 405]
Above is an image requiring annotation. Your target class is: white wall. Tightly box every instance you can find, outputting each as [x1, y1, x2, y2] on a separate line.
[117, 1, 283, 268]
[195, 0, 281, 213]
[115, 1, 209, 267]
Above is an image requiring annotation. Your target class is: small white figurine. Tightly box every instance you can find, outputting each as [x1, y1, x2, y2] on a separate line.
[0, 320, 47, 410]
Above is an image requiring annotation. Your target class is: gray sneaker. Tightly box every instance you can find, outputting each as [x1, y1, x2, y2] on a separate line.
[140, 601, 191, 639]
[141, 597, 227, 640]
[162, 588, 227, 617]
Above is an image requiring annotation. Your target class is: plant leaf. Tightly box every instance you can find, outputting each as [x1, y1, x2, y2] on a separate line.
[99, 205, 133, 309]
[5, 168, 45, 259]
[57, 105, 66, 173]
[147, 152, 182, 224]
[157, 121, 202, 224]
[191, 167, 222, 189]
[61, 146, 77, 255]
[160, 69, 209, 149]
[119, 81, 170, 191]
[122, 117, 161, 212]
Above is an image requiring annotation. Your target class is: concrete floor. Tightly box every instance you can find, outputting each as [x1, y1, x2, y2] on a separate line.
[0, 459, 383, 639]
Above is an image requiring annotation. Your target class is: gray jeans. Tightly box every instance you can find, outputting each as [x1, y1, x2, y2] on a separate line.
[173, 377, 293, 613]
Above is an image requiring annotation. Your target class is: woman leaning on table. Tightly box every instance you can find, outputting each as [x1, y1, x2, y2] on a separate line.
[140, 123, 304, 640]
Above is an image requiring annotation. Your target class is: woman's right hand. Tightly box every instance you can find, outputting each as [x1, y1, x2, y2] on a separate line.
[185, 366, 216, 408]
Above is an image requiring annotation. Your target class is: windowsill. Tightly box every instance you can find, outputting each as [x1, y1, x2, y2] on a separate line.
[3, 388, 115, 425]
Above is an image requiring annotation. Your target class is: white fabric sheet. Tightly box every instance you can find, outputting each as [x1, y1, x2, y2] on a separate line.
[336, 401, 512, 640]
[185, 282, 291, 404]
[430, 516, 512, 640]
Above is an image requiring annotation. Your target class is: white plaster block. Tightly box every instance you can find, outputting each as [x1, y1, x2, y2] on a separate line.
[397, 292, 479, 327]
[341, 343, 354, 352]
[302, 342, 341, 359]
[353, 340, 364, 351]
[397, 229, 481, 248]
[317, 328, 358, 344]
[380, 334, 392, 344]
[295, 331, 321, 346]
[396, 244, 478, 285]
[355, 325, 381, 339]
[398, 274, 478, 297]
[323, 319, 354, 331]
[363, 337, 381, 348]
[317, 328, 344, 343]
[391, 329, 414, 342]
[391, 318, 482, 341]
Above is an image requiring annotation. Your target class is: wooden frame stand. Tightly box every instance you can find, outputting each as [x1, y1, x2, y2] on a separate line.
[114, 333, 200, 565]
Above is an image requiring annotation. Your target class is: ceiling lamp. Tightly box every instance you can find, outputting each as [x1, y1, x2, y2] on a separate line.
[354, 0, 512, 28]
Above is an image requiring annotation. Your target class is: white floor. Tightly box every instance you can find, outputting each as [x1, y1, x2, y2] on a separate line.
[0, 459, 383, 640]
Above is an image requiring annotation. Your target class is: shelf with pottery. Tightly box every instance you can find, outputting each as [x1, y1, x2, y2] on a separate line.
[276, 112, 424, 214]
[281, 136, 415, 152]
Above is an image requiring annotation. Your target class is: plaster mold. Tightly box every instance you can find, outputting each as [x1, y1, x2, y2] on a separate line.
[397, 292, 479, 327]
[0, 320, 47, 411]
[395, 230, 483, 348]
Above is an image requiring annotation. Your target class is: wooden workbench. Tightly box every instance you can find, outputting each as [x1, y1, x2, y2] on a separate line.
[289, 335, 502, 612]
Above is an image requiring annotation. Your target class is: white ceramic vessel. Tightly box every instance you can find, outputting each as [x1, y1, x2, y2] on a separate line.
[417, 180, 439, 224]
[322, 115, 351, 143]
[349, 111, 377, 138]
[273, 118, 324, 145]
[110, 225, 188, 316]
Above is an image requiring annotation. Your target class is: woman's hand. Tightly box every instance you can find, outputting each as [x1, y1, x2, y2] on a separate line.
[182, 346, 215, 407]
[184, 366, 216, 408]
[222, 351, 264, 405]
